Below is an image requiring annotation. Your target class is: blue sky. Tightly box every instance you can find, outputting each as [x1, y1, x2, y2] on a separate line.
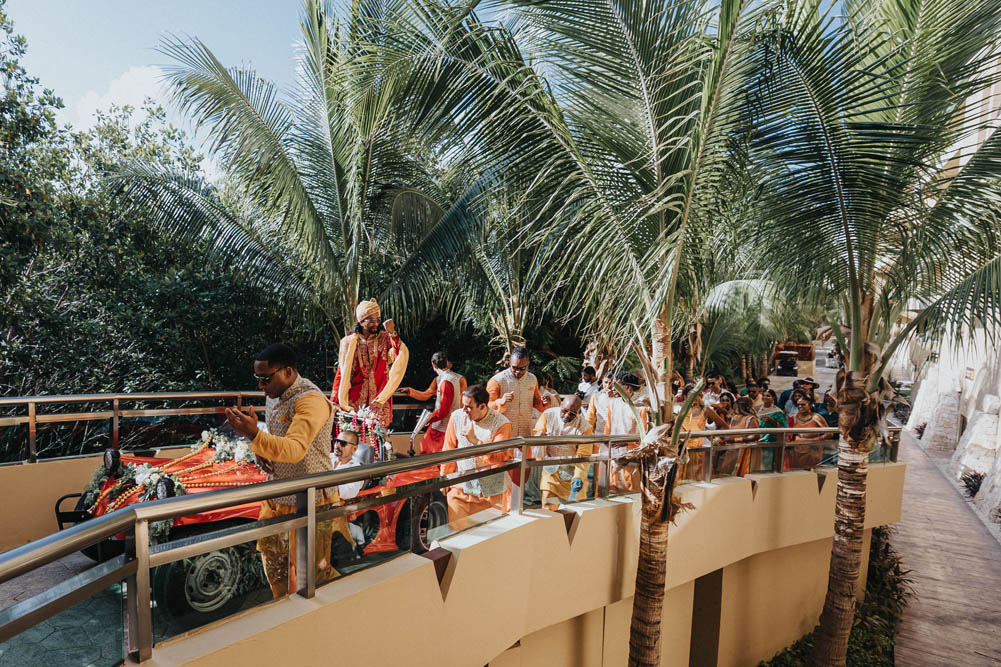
[7, 1, 303, 136]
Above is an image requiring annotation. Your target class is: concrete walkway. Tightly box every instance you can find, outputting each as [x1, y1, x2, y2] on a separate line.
[893, 432, 1001, 666]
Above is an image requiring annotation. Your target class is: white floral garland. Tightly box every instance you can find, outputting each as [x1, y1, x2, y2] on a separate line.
[192, 429, 258, 465]
[131, 463, 187, 502]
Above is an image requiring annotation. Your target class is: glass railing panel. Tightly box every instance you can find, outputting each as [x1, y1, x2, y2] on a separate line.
[149, 522, 281, 643]
[320, 498, 408, 585]
[752, 444, 782, 474]
[782, 439, 828, 470]
[537, 462, 598, 508]
[0, 581, 124, 667]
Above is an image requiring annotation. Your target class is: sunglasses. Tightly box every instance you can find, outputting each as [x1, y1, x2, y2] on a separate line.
[254, 368, 285, 384]
[333, 438, 357, 447]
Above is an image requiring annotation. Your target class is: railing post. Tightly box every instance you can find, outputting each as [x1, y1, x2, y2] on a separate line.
[513, 445, 528, 514]
[112, 398, 120, 451]
[598, 439, 611, 499]
[124, 519, 153, 662]
[703, 445, 712, 483]
[776, 432, 786, 473]
[295, 487, 316, 598]
[26, 401, 37, 463]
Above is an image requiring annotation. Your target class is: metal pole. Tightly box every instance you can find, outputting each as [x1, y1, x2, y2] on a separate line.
[703, 445, 712, 483]
[26, 401, 37, 463]
[598, 439, 611, 499]
[112, 398, 120, 450]
[514, 445, 528, 514]
[777, 432, 786, 473]
[295, 487, 316, 598]
[125, 520, 153, 662]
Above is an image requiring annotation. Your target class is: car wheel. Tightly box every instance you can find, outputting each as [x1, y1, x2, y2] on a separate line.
[395, 493, 448, 553]
[151, 522, 259, 631]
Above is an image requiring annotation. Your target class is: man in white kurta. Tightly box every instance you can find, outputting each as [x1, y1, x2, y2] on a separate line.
[439, 385, 514, 528]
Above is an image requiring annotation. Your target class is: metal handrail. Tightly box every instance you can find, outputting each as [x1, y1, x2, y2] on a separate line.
[0, 391, 268, 406]
[0, 425, 901, 662]
[0, 390, 432, 462]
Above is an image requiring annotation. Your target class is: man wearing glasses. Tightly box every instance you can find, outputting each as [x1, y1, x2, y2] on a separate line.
[225, 343, 344, 598]
[533, 395, 596, 505]
[332, 298, 409, 428]
[486, 346, 547, 504]
[331, 430, 363, 500]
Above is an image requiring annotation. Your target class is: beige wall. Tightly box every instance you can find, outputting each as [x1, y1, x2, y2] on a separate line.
[1, 455, 106, 550]
[718, 538, 832, 665]
[149, 462, 904, 667]
[0, 447, 193, 552]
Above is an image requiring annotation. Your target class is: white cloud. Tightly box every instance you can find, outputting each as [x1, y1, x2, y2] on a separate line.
[60, 65, 168, 132]
[60, 65, 223, 183]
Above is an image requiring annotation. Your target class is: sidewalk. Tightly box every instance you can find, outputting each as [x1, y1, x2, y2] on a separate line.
[893, 431, 1001, 666]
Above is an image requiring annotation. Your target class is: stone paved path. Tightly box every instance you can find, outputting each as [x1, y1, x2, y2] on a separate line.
[894, 431, 1001, 666]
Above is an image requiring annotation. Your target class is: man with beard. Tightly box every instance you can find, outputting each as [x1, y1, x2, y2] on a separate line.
[486, 346, 546, 504]
[534, 395, 595, 505]
[332, 298, 409, 428]
[225, 343, 346, 597]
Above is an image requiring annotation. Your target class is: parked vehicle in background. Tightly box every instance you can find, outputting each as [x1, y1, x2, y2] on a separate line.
[776, 350, 799, 376]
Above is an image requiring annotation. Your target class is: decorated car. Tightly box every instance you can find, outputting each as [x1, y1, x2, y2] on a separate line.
[56, 415, 447, 627]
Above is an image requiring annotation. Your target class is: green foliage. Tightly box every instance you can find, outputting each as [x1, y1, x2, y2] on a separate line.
[760, 526, 914, 666]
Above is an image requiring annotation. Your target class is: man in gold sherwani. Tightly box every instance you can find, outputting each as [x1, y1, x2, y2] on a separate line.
[225, 343, 348, 598]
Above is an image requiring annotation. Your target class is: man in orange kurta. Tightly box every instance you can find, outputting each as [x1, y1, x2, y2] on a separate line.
[439, 385, 514, 528]
[332, 299, 409, 428]
[604, 372, 648, 493]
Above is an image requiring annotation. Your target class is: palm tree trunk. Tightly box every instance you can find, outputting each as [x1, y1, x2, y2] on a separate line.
[629, 511, 669, 666]
[810, 367, 879, 666]
[809, 436, 868, 665]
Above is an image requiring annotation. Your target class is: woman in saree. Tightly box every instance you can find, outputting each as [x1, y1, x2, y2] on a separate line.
[785, 396, 828, 470]
[757, 389, 787, 472]
[732, 396, 762, 477]
[678, 385, 708, 482]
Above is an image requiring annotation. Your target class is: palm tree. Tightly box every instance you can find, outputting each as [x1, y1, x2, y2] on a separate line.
[373, 0, 778, 663]
[744, 1, 1001, 663]
[385, 176, 561, 356]
[699, 278, 817, 379]
[115, 0, 453, 338]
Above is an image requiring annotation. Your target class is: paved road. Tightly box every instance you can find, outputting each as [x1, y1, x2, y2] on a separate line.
[893, 432, 1001, 666]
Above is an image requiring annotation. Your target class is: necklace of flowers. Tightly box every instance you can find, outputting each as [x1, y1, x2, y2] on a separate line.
[336, 407, 390, 460]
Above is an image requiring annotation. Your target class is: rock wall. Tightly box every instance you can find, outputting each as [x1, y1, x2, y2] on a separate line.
[949, 395, 1000, 477]
[905, 328, 1001, 523]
